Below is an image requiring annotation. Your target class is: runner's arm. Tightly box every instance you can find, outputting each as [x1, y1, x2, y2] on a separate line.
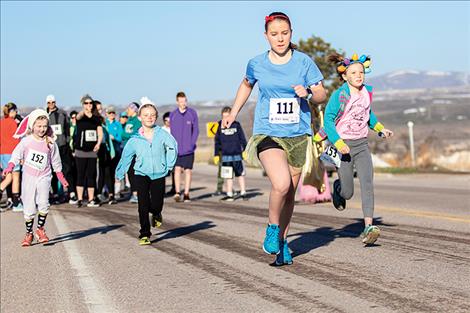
[223, 79, 253, 128]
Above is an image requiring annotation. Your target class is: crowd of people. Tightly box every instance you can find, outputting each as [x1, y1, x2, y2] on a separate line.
[1, 12, 393, 262]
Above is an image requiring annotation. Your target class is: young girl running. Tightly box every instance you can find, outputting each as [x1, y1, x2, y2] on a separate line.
[317, 53, 393, 244]
[115, 97, 177, 245]
[223, 12, 326, 265]
[2, 109, 68, 246]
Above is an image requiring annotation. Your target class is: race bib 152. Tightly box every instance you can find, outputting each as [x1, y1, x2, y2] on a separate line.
[25, 149, 48, 171]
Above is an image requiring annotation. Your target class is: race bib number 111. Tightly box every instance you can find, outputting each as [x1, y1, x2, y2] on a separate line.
[269, 98, 300, 124]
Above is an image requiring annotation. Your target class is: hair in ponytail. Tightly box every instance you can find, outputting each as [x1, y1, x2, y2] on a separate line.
[328, 52, 347, 80]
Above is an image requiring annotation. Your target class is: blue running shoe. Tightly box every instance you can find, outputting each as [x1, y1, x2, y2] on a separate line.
[263, 224, 280, 255]
[275, 239, 293, 266]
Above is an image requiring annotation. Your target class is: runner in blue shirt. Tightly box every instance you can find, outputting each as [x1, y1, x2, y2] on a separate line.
[223, 12, 326, 266]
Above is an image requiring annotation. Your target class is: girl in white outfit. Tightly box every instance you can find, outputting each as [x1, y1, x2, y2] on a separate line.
[2, 109, 68, 246]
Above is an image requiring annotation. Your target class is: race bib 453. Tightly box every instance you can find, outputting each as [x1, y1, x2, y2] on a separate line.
[320, 145, 342, 168]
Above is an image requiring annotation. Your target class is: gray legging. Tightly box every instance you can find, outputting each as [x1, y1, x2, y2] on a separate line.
[338, 138, 374, 218]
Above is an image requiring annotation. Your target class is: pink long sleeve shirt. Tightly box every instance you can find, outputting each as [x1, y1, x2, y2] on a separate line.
[335, 86, 371, 140]
[9, 135, 62, 177]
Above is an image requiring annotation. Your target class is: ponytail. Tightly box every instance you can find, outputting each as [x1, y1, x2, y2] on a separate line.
[328, 52, 346, 80]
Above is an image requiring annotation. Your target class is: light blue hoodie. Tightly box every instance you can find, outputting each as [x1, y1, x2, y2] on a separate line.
[115, 125, 178, 180]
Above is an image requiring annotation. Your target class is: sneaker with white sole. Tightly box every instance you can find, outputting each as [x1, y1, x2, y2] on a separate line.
[263, 224, 281, 255]
[220, 195, 235, 202]
[129, 195, 139, 203]
[21, 233, 34, 247]
[361, 225, 380, 245]
[35, 227, 49, 243]
[87, 200, 100, 207]
[12, 202, 24, 212]
[69, 195, 79, 205]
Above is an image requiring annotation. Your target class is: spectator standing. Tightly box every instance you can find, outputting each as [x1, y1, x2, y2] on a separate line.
[170, 91, 199, 202]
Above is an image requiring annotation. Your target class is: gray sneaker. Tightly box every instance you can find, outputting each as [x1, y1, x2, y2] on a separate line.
[332, 180, 346, 211]
[129, 195, 139, 203]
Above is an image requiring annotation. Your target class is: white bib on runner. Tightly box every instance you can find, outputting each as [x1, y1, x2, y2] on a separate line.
[220, 166, 234, 179]
[25, 149, 48, 171]
[85, 130, 97, 142]
[320, 144, 342, 168]
[51, 124, 62, 135]
[125, 124, 134, 133]
[269, 98, 300, 124]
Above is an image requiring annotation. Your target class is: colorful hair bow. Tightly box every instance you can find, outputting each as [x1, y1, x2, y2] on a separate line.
[265, 16, 275, 23]
[337, 53, 372, 74]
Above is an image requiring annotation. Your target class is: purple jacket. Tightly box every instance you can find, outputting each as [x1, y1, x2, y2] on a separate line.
[170, 107, 199, 156]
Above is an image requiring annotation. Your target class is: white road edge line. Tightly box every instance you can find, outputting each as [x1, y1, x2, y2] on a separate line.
[52, 212, 118, 313]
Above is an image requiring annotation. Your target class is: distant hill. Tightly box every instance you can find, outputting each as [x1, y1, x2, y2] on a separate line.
[368, 70, 470, 90]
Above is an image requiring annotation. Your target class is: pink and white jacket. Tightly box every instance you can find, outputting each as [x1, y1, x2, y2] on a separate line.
[9, 135, 62, 178]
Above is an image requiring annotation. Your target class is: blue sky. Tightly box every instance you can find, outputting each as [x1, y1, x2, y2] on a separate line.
[1, 1, 469, 107]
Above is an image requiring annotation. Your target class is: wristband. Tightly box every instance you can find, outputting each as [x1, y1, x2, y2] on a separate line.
[305, 87, 313, 101]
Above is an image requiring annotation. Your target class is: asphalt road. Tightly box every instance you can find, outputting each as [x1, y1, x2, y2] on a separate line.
[1, 164, 469, 313]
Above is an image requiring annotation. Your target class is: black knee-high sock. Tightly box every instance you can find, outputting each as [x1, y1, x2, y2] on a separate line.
[12, 193, 21, 206]
[25, 219, 34, 233]
[37, 213, 47, 228]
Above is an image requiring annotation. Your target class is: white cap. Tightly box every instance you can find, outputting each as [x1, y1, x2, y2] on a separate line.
[46, 94, 56, 103]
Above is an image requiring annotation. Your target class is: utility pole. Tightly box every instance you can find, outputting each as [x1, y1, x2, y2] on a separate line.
[407, 121, 416, 167]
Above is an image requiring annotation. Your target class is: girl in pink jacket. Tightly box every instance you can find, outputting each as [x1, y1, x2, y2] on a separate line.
[2, 109, 68, 246]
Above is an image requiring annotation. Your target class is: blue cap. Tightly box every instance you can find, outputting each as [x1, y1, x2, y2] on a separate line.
[120, 112, 128, 118]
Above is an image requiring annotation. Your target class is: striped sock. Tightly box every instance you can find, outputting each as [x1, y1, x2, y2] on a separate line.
[25, 219, 34, 233]
[37, 213, 48, 228]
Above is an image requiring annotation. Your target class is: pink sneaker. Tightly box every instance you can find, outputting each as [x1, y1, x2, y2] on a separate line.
[21, 233, 33, 247]
[35, 227, 49, 243]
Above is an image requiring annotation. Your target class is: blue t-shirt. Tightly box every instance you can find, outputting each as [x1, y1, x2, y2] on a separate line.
[246, 50, 323, 137]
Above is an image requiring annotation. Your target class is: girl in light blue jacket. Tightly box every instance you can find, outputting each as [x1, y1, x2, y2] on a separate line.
[115, 97, 178, 245]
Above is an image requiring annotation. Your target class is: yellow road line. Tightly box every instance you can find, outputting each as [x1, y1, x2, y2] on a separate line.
[349, 202, 470, 223]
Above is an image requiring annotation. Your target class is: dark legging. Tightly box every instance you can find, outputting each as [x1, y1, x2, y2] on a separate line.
[75, 157, 97, 188]
[134, 175, 165, 238]
[52, 145, 76, 194]
[128, 157, 137, 193]
[97, 146, 119, 196]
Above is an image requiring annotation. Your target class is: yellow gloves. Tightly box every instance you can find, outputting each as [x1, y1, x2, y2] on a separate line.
[242, 151, 248, 160]
[213, 155, 220, 165]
